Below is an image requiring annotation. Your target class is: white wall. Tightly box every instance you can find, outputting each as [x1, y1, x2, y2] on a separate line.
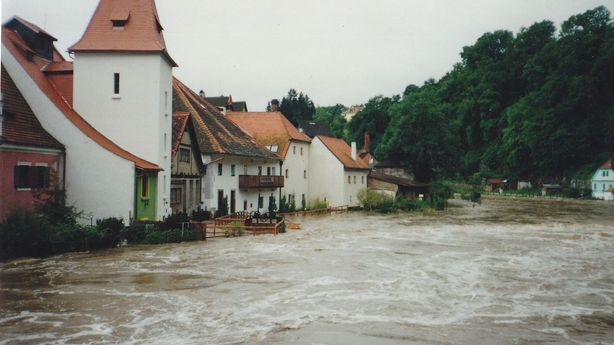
[344, 170, 369, 206]
[591, 168, 614, 199]
[201, 155, 280, 214]
[282, 141, 310, 205]
[73, 52, 173, 220]
[3, 47, 136, 224]
[308, 137, 344, 207]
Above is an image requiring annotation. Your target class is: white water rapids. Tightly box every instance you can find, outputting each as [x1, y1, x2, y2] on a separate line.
[1, 197, 614, 344]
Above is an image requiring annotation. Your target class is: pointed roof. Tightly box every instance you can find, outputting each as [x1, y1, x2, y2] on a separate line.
[226, 111, 311, 158]
[296, 120, 333, 138]
[1, 65, 64, 150]
[69, 0, 177, 67]
[2, 25, 160, 171]
[172, 79, 278, 160]
[317, 136, 369, 170]
[600, 158, 613, 170]
[171, 112, 189, 159]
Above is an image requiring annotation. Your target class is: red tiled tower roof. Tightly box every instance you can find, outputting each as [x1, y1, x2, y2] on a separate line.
[69, 0, 177, 67]
[226, 111, 311, 158]
[1, 65, 64, 150]
[317, 136, 369, 170]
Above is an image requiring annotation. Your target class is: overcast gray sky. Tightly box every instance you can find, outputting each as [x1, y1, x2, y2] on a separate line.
[2, 0, 613, 110]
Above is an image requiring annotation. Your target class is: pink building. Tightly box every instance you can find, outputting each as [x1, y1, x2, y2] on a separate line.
[0, 65, 65, 220]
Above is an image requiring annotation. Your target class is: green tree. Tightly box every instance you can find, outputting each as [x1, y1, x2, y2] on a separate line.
[346, 95, 399, 153]
[279, 89, 316, 125]
[314, 104, 347, 137]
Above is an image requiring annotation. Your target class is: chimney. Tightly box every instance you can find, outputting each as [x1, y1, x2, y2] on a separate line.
[199, 90, 205, 98]
[270, 99, 280, 112]
[363, 131, 370, 153]
[351, 142, 357, 160]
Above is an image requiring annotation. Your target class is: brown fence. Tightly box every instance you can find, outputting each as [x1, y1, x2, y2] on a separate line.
[280, 205, 348, 217]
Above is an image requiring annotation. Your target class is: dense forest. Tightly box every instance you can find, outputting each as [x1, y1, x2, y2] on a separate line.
[310, 6, 614, 183]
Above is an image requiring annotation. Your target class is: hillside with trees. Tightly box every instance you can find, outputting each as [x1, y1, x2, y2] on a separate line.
[344, 6, 614, 182]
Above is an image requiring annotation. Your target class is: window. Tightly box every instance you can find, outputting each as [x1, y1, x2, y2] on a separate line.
[171, 188, 181, 204]
[362, 176, 365, 184]
[243, 165, 248, 175]
[231, 164, 236, 176]
[258, 195, 264, 209]
[293, 146, 296, 155]
[218, 163, 223, 176]
[304, 170, 307, 179]
[348, 176, 351, 184]
[285, 169, 289, 178]
[14, 164, 50, 190]
[354, 176, 356, 184]
[179, 148, 190, 163]
[266, 145, 278, 153]
[113, 73, 120, 94]
[300, 147, 303, 156]
[267, 167, 271, 176]
[141, 175, 150, 198]
[272, 167, 276, 175]
[258, 166, 263, 176]
[594, 184, 597, 190]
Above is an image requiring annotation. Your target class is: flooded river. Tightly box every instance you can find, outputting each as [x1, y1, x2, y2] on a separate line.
[1, 197, 614, 344]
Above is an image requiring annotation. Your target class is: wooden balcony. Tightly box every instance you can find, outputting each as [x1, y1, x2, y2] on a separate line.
[239, 175, 284, 189]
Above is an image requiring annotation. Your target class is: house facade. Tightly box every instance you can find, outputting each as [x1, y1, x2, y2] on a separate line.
[309, 136, 369, 207]
[0, 66, 65, 220]
[592, 158, 614, 200]
[2, 4, 168, 223]
[173, 79, 282, 215]
[227, 111, 312, 208]
[170, 113, 204, 214]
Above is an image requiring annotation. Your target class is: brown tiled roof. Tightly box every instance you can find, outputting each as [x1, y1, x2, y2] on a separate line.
[2, 26, 160, 171]
[171, 112, 189, 159]
[1, 66, 64, 150]
[368, 172, 428, 188]
[601, 158, 613, 170]
[68, 0, 177, 67]
[204, 96, 231, 108]
[226, 111, 311, 158]
[297, 120, 333, 138]
[5, 16, 57, 41]
[172, 79, 278, 160]
[317, 136, 369, 170]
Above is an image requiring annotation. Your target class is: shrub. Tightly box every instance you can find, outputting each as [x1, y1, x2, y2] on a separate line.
[428, 181, 453, 210]
[191, 207, 211, 221]
[311, 198, 328, 210]
[226, 222, 244, 237]
[291, 194, 297, 211]
[159, 212, 188, 231]
[300, 194, 305, 211]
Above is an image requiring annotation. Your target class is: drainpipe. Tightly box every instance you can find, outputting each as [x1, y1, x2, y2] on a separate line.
[278, 159, 283, 208]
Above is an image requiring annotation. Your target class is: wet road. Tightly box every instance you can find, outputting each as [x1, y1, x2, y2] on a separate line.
[1, 197, 614, 344]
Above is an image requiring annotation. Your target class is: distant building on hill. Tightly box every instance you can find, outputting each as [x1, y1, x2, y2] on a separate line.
[341, 105, 363, 122]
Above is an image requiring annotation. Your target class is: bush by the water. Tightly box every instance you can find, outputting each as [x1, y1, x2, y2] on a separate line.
[357, 188, 429, 213]
[0, 189, 123, 260]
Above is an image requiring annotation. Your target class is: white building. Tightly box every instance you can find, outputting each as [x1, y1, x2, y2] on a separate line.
[69, 0, 175, 220]
[309, 136, 370, 207]
[173, 79, 282, 215]
[592, 158, 614, 200]
[2, 13, 163, 223]
[227, 111, 312, 208]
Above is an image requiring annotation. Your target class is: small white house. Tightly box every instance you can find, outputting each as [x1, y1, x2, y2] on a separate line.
[592, 158, 614, 200]
[309, 136, 370, 207]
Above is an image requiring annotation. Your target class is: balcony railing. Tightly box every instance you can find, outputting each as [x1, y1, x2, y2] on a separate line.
[239, 175, 284, 189]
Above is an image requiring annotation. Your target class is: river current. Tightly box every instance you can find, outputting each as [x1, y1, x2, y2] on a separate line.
[1, 197, 614, 344]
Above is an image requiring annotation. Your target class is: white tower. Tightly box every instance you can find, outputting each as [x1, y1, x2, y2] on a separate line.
[70, 0, 176, 220]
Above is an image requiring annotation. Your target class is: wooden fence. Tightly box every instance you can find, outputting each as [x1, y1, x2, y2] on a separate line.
[280, 205, 348, 217]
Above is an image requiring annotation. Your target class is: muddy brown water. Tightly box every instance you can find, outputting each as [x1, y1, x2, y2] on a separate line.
[1, 197, 614, 344]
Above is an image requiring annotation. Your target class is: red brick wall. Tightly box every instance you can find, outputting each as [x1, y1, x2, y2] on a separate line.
[0, 150, 63, 220]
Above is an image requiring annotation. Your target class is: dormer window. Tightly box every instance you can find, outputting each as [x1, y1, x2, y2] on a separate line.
[110, 11, 130, 30]
[112, 20, 127, 29]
